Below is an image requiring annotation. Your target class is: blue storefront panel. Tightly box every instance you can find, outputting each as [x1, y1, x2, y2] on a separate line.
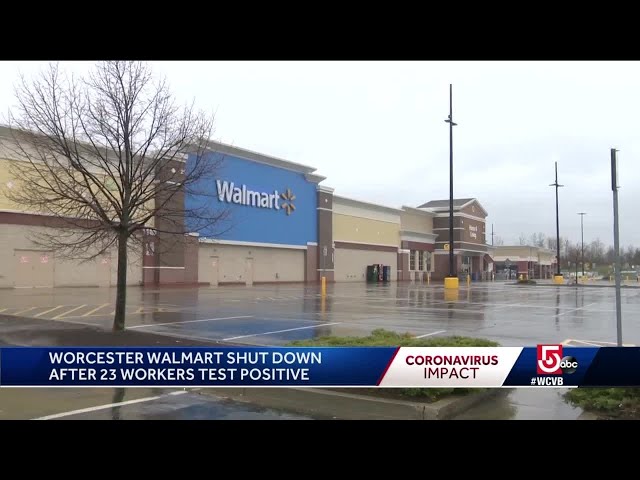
[185, 152, 318, 246]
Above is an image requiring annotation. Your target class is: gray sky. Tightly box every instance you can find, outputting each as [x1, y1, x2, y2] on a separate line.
[1, 61, 638, 248]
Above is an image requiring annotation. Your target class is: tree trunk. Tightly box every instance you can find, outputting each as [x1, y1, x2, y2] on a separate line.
[113, 230, 129, 331]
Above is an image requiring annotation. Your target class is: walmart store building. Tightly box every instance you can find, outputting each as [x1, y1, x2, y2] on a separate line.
[0, 130, 495, 288]
[185, 141, 494, 287]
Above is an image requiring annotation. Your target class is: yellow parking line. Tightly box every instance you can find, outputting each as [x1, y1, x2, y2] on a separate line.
[0, 308, 7, 313]
[12, 306, 37, 316]
[81, 304, 110, 317]
[52, 305, 87, 320]
[34, 305, 65, 318]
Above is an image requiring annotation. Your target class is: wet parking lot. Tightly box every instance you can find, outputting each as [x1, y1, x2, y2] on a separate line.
[1, 281, 639, 420]
[1, 281, 639, 348]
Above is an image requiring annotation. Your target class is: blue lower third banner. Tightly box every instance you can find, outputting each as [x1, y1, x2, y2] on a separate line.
[0, 345, 639, 388]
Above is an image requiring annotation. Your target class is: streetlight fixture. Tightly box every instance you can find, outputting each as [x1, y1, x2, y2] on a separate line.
[578, 212, 587, 277]
[549, 162, 564, 284]
[444, 84, 458, 290]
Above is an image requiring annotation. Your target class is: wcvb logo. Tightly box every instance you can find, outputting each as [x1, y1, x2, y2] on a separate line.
[536, 345, 578, 375]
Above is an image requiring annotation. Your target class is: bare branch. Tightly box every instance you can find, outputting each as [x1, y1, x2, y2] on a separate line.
[1, 61, 227, 330]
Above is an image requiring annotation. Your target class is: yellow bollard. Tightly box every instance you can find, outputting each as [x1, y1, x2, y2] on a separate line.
[427, 273, 430, 286]
[321, 276, 326, 297]
[467, 274, 471, 286]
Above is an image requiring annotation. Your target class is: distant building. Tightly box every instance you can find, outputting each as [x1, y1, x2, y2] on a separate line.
[418, 198, 494, 281]
[492, 245, 558, 279]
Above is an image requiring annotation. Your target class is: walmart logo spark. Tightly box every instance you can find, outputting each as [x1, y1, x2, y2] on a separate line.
[280, 188, 296, 215]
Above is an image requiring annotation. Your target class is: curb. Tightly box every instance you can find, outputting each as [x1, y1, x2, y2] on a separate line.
[197, 387, 509, 420]
[508, 282, 640, 289]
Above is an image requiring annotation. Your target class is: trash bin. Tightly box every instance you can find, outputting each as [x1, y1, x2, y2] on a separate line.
[382, 266, 390, 282]
[366, 265, 376, 283]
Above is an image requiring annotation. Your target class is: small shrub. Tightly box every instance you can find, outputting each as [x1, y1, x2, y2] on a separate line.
[288, 329, 499, 402]
[289, 328, 499, 348]
[564, 388, 640, 418]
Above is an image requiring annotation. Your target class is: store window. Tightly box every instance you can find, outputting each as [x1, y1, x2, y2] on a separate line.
[418, 251, 425, 271]
[410, 250, 416, 270]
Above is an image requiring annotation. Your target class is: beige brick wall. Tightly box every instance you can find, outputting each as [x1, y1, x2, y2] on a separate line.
[0, 223, 142, 288]
[198, 243, 305, 285]
[334, 248, 397, 282]
[400, 211, 433, 234]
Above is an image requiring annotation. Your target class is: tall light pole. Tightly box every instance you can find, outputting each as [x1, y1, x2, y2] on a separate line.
[491, 224, 496, 246]
[611, 148, 622, 346]
[578, 212, 587, 276]
[549, 162, 564, 280]
[444, 84, 457, 282]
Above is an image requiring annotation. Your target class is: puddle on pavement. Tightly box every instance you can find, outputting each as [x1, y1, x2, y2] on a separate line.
[454, 388, 584, 420]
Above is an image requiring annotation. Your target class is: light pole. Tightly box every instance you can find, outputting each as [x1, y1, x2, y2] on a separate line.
[611, 148, 622, 346]
[549, 162, 564, 281]
[578, 212, 586, 277]
[444, 84, 457, 287]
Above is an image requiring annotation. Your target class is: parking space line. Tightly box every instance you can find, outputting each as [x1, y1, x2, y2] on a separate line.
[556, 302, 597, 317]
[223, 322, 340, 341]
[127, 315, 253, 330]
[52, 305, 87, 319]
[82, 304, 110, 317]
[574, 339, 636, 347]
[0, 308, 7, 313]
[414, 330, 446, 339]
[568, 339, 602, 347]
[33, 390, 190, 420]
[12, 306, 37, 316]
[54, 317, 105, 327]
[34, 305, 65, 318]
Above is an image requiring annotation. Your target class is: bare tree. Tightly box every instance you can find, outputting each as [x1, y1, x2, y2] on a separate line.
[605, 245, 615, 265]
[529, 232, 546, 247]
[518, 233, 528, 246]
[546, 236, 557, 251]
[563, 238, 571, 267]
[1, 61, 228, 331]
[493, 235, 505, 246]
[590, 238, 605, 264]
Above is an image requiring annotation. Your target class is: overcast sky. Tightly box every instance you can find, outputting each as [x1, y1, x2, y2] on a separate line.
[1, 61, 638, 248]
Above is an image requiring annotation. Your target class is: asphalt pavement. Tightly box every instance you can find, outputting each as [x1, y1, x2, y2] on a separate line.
[2, 281, 638, 347]
[1, 280, 638, 420]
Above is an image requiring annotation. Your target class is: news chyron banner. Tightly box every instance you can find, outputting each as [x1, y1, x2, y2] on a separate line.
[0, 345, 639, 388]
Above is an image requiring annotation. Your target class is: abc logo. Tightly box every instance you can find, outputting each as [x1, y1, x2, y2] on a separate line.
[560, 356, 578, 374]
[536, 345, 579, 375]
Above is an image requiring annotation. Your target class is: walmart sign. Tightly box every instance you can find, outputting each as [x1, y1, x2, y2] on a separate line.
[216, 180, 296, 215]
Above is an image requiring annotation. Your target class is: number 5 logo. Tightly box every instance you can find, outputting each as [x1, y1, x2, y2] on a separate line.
[537, 344, 563, 374]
